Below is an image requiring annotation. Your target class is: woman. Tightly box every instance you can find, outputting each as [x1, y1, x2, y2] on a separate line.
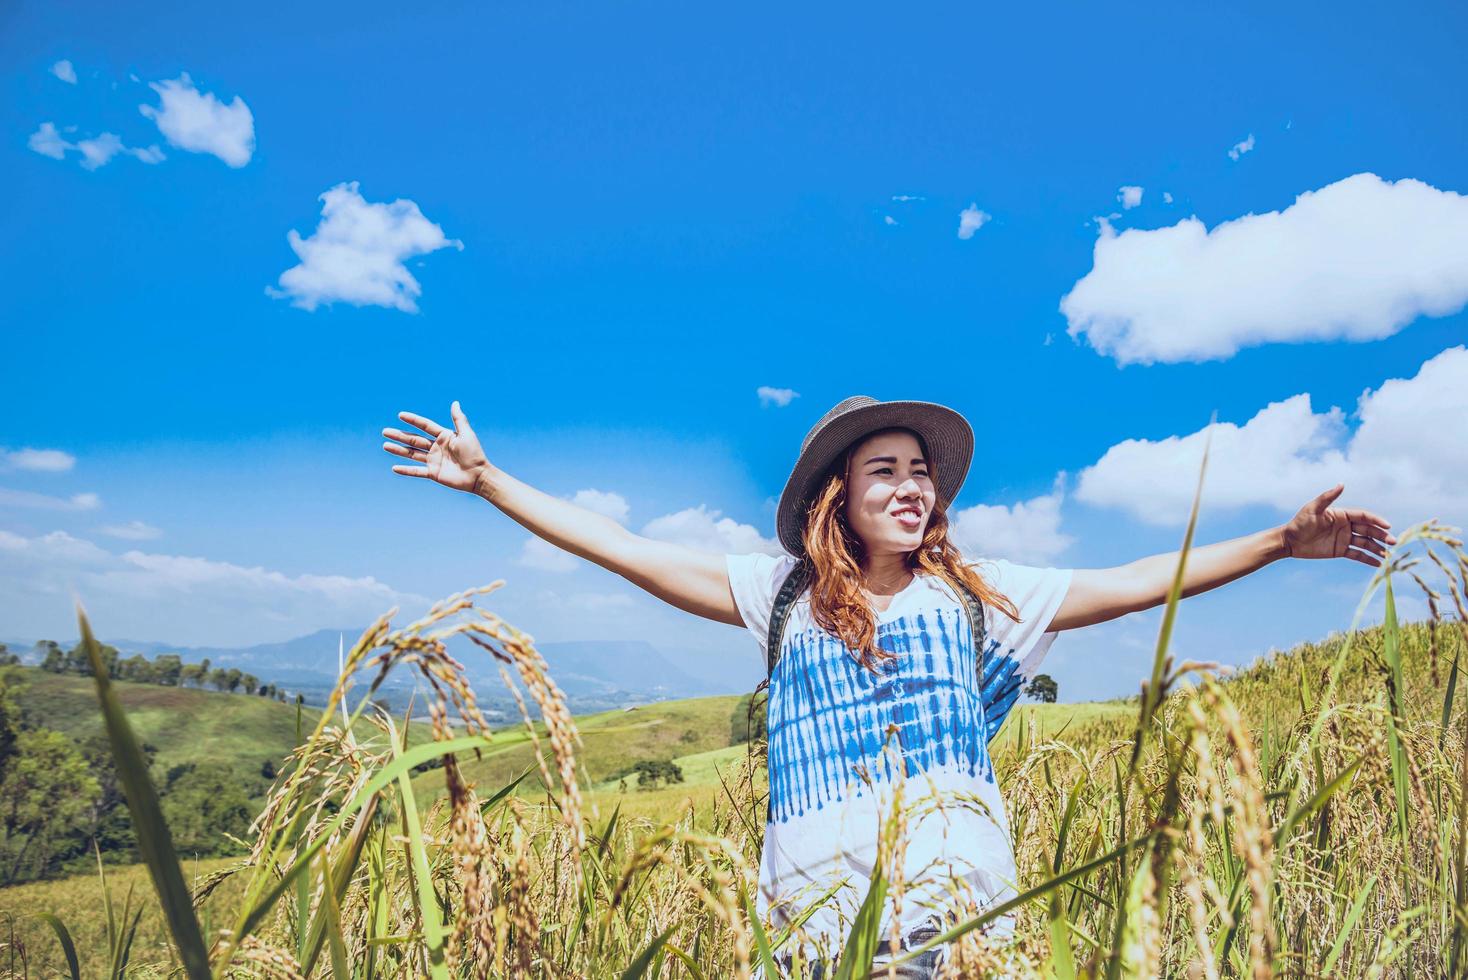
[382, 395, 1394, 976]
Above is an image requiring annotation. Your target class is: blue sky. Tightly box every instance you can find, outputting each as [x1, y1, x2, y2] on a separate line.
[4, 0, 1467, 700]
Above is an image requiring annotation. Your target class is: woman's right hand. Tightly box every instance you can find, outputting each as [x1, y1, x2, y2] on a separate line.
[383, 400, 492, 494]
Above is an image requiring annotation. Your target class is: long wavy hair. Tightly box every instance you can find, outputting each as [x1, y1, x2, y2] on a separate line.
[800, 427, 1022, 671]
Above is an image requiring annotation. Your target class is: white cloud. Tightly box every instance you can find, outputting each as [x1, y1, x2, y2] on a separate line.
[1060, 173, 1468, 365]
[949, 479, 1074, 564]
[99, 520, 162, 541]
[1229, 133, 1256, 160]
[892, 195, 925, 202]
[268, 182, 463, 313]
[757, 386, 799, 408]
[884, 215, 898, 226]
[27, 122, 69, 160]
[138, 73, 254, 167]
[0, 487, 100, 511]
[516, 489, 630, 573]
[957, 204, 991, 240]
[1162, 192, 1174, 204]
[51, 60, 77, 84]
[1074, 345, 1468, 529]
[640, 505, 783, 556]
[27, 122, 164, 170]
[1118, 185, 1144, 209]
[0, 528, 432, 646]
[2, 448, 75, 473]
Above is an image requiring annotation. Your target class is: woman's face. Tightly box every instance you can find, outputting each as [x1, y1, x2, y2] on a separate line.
[843, 429, 936, 558]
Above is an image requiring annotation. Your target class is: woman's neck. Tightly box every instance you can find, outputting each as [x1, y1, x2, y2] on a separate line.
[861, 552, 914, 595]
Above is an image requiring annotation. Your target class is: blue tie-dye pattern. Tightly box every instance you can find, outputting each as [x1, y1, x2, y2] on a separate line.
[765, 604, 1024, 824]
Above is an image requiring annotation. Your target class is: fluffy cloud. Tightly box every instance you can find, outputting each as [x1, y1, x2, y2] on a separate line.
[138, 73, 254, 167]
[1061, 173, 1468, 364]
[268, 182, 463, 313]
[51, 60, 77, 84]
[1229, 133, 1256, 160]
[957, 204, 991, 240]
[1118, 185, 1144, 209]
[757, 386, 799, 408]
[0, 529, 432, 646]
[2, 447, 75, 473]
[99, 520, 163, 541]
[0, 487, 100, 510]
[27, 122, 164, 170]
[641, 505, 783, 556]
[948, 480, 1074, 564]
[517, 489, 631, 572]
[1075, 345, 1468, 529]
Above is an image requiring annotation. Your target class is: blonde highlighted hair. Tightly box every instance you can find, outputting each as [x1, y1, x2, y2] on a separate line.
[799, 429, 1020, 671]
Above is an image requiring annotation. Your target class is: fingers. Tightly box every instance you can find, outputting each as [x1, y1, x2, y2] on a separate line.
[383, 441, 426, 462]
[1344, 547, 1382, 568]
[390, 464, 432, 479]
[450, 399, 471, 435]
[1311, 484, 1345, 514]
[1350, 520, 1397, 547]
[1350, 532, 1387, 558]
[398, 411, 446, 438]
[1343, 507, 1392, 532]
[382, 427, 432, 451]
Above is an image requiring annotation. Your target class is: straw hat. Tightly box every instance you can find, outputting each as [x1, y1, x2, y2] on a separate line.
[775, 395, 975, 557]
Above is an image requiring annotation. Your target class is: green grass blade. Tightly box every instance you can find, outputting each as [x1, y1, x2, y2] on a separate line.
[76, 603, 211, 979]
[662, 943, 708, 980]
[834, 862, 887, 980]
[32, 913, 81, 980]
[744, 885, 780, 980]
[620, 926, 676, 980]
[392, 734, 449, 979]
[319, 850, 352, 980]
[1323, 874, 1377, 973]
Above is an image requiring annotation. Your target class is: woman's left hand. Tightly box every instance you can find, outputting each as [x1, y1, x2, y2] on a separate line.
[1281, 484, 1397, 567]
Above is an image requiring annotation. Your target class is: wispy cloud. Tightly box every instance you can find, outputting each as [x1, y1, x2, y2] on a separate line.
[949, 478, 1074, 564]
[757, 386, 799, 408]
[138, 73, 255, 167]
[1062, 173, 1468, 364]
[1117, 185, 1144, 209]
[891, 194, 925, 203]
[268, 182, 463, 313]
[1228, 133, 1256, 160]
[641, 504, 783, 556]
[957, 204, 991, 240]
[2, 447, 75, 473]
[27, 122, 164, 170]
[0, 529, 432, 646]
[51, 60, 77, 84]
[99, 520, 163, 541]
[0, 487, 100, 510]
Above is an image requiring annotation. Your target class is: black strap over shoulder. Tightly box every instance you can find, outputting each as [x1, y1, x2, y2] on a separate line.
[762, 562, 987, 680]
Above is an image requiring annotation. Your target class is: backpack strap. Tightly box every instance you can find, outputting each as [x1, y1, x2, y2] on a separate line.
[764, 558, 813, 679]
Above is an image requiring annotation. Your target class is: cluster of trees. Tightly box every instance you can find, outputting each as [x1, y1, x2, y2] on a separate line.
[0, 663, 271, 885]
[612, 758, 685, 791]
[3, 641, 292, 701]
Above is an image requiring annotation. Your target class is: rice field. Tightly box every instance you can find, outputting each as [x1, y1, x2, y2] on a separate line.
[2, 508, 1467, 977]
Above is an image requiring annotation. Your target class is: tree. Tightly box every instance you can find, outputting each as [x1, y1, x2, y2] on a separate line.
[1025, 674, 1059, 704]
[207, 668, 230, 692]
[38, 641, 65, 674]
[119, 654, 155, 684]
[241, 673, 259, 696]
[160, 763, 252, 856]
[632, 760, 684, 790]
[0, 729, 99, 883]
[154, 654, 183, 687]
[0, 645, 18, 667]
[223, 668, 243, 693]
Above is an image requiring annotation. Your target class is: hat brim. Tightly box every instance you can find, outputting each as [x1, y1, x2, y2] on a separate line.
[775, 400, 974, 557]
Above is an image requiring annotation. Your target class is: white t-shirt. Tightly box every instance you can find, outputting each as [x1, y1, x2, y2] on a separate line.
[724, 551, 1073, 956]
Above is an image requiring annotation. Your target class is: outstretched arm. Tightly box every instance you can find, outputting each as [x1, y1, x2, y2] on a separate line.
[383, 402, 744, 627]
[1049, 484, 1396, 631]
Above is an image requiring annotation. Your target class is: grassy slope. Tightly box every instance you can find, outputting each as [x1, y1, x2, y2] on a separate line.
[8, 669, 307, 789]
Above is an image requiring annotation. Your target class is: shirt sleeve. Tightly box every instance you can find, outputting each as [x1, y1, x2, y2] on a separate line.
[965, 556, 1074, 740]
[725, 551, 801, 662]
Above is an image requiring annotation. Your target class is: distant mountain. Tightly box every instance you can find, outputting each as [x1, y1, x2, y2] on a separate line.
[1, 629, 735, 714]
